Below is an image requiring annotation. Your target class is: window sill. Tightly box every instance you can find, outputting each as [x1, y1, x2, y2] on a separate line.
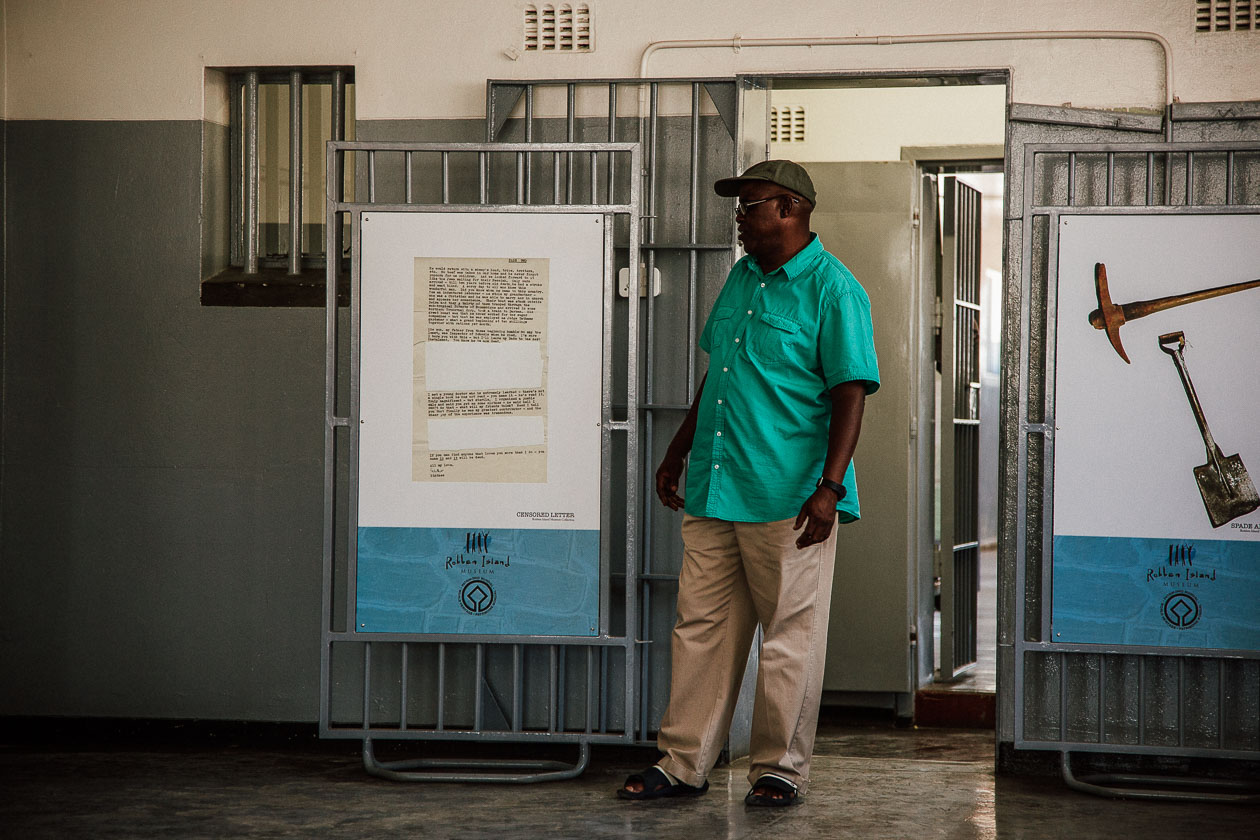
[201, 266, 349, 307]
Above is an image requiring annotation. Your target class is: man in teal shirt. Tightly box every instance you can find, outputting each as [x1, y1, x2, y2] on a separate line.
[619, 161, 879, 806]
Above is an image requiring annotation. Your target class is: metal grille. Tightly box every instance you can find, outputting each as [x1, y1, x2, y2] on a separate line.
[770, 106, 806, 143]
[1196, 0, 1258, 31]
[524, 4, 593, 51]
[320, 141, 643, 778]
[1015, 141, 1260, 759]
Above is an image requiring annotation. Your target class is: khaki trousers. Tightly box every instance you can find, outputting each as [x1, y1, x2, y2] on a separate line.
[655, 514, 838, 794]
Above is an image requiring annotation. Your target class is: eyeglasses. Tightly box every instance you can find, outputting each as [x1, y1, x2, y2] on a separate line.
[736, 194, 799, 215]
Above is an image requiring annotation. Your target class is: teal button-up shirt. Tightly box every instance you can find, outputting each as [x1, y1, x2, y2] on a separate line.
[684, 234, 879, 523]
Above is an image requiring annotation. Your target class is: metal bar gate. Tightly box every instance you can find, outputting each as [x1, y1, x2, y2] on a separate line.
[484, 78, 749, 746]
[939, 175, 983, 681]
[1013, 140, 1260, 801]
[319, 140, 643, 781]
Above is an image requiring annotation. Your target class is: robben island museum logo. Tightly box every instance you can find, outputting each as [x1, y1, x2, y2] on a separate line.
[447, 532, 511, 616]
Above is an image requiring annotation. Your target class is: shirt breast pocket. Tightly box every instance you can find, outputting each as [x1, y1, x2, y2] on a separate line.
[706, 305, 736, 349]
[751, 312, 806, 366]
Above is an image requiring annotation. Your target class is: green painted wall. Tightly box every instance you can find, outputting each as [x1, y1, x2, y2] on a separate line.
[0, 118, 512, 721]
[1, 120, 329, 719]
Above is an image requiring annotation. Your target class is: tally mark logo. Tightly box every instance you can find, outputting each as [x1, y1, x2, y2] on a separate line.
[1167, 544, 1193, 567]
[466, 532, 492, 553]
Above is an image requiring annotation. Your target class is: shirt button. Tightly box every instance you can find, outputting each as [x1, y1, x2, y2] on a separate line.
[713, 464, 720, 470]
[734, 338, 739, 343]
[717, 399, 723, 404]
[747, 310, 752, 315]
[760, 282, 766, 287]
[722, 367, 728, 372]
[716, 431, 722, 436]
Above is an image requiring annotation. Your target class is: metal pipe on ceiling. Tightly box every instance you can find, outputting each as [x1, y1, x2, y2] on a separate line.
[639, 30, 1176, 141]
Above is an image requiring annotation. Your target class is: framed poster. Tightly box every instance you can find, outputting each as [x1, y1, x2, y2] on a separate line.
[1052, 213, 1260, 651]
[355, 211, 606, 636]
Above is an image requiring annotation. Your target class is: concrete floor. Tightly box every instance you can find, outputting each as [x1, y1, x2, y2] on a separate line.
[4, 723, 1257, 839]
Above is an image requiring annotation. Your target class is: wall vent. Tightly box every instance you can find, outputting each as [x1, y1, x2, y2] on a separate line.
[1196, 0, 1257, 31]
[770, 106, 807, 143]
[524, 4, 593, 51]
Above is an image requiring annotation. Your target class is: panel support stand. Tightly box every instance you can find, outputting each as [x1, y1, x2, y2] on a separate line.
[1060, 751, 1260, 804]
[363, 738, 591, 784]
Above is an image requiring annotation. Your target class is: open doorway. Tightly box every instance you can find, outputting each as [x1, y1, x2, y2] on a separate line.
[761, 76, 1005, 717]
[925, 166, 1003, 695]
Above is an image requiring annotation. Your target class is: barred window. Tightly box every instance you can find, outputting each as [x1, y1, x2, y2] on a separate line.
[202, 66, 355, 306]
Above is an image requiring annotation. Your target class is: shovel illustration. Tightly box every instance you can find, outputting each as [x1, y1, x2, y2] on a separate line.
[1158, 331, 1260, 528]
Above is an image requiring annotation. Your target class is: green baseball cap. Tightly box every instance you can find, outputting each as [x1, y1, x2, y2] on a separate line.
[714, 159, 816, 206]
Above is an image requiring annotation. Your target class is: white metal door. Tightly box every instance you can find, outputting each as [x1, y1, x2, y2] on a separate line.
[810, 161, 930, 708]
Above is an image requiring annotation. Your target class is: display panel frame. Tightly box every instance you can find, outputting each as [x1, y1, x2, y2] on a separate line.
[355, 211, 607, 636]
[1050, 212, 1260, 653]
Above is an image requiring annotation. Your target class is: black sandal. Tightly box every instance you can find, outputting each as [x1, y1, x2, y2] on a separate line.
[617, 766, 709, 800]
[744, 774, 799, 807]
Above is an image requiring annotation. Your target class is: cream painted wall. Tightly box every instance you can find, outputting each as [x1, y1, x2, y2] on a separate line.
[4, 1, 1259, 121]
[203, 69, 229, 127]
[0, 0, 6, 115]
[1, 1, 6, 115]
[769, 86, 1006, 162]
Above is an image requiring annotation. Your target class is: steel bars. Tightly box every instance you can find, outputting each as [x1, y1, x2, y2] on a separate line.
[244, 71, 260, 274]
[289, 70, 303, 275]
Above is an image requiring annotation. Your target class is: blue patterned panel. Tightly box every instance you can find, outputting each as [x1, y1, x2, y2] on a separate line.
[1052, 535, 1260, 651]
[356, 527, 599, 636]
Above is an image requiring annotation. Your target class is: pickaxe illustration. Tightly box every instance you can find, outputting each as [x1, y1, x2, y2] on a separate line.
[1089, 263, 1260, 363]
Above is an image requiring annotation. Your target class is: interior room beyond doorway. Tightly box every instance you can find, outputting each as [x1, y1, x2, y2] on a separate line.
[766, 78, 1005, 713]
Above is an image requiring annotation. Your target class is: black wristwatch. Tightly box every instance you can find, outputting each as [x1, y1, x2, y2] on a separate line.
[816, 476, 846, 500]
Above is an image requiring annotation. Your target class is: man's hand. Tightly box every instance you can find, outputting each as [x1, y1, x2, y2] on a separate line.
[655, 453, 687, 510]
[793, 487, 839, 549]
[794, 382, 866, 549]
[654, 373, 704, 511]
